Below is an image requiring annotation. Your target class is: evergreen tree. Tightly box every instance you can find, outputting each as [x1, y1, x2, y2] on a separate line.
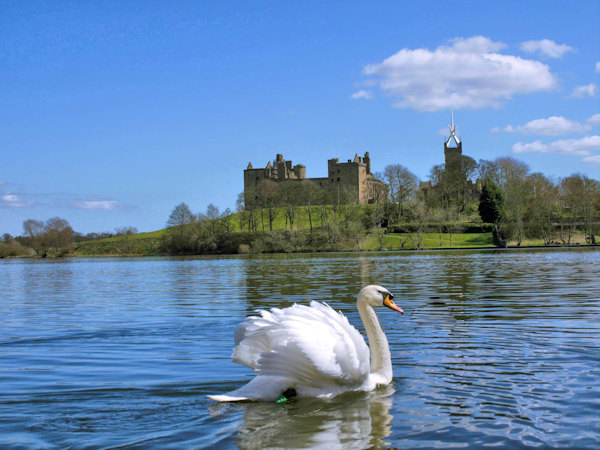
[479, 180, 505, 224]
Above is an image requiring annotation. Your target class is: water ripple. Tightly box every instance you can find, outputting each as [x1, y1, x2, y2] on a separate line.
[1, 249, 599, 447]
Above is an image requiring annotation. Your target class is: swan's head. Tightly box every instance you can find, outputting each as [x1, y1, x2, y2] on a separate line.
[358, 285, 403, 314]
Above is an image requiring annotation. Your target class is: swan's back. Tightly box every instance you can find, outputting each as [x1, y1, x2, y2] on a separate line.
[233, 301, 370, 390]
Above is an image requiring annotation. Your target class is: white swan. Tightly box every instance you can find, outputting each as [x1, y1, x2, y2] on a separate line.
[208, 285, 403, 402]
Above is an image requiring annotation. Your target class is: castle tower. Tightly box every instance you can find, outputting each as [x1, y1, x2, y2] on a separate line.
[363, 152, 371, 174]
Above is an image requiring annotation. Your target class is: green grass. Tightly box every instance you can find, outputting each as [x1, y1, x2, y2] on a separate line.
[363, 232, 495, 251]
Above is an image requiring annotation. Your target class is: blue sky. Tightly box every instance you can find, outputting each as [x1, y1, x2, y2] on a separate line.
[1, 1, 599, 235]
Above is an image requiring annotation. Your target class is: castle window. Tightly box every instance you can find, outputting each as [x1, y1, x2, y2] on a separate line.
[337, 177, 340, 182]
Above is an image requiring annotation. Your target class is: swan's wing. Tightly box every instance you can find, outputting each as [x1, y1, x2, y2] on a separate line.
[232, 301, 370, 387]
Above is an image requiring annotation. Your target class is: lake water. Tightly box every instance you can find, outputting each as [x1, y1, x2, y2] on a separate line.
[1, 248, 599, 448]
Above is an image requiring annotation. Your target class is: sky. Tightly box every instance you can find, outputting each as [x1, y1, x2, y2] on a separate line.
[1, 0, 599, 236]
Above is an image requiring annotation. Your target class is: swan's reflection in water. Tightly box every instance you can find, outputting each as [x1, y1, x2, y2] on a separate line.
[233, 385, 394, 449]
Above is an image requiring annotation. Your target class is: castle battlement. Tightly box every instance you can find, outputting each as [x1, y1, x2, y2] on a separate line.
[244, 152, 386, 206]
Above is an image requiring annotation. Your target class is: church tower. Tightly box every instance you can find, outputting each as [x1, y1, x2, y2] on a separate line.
[444, 110, 462, 174]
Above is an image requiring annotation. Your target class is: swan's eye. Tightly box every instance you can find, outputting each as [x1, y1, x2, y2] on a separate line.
[379, 290, 392, 304]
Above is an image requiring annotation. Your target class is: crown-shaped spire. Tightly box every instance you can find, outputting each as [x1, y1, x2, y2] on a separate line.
[446, 109, 461, 147]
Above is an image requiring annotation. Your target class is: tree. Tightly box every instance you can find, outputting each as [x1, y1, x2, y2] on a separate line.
[257, 180, 279, 231]
[205, 203, 221, 235]
[383, 164, 418, 216]
[165, 202, 196, 254]
[220, 208, 234, 235]
[167, 202, 194, 228]
[301, 181, 318, 233]
[44, 217, 74, 253]
[115, 226, 138, 236]
[22, 219, 47, 256]
[479, 180, 505, 224]
[479, 180, 505, 247]
[279, 181, 303, 229]
[560, 174, 600, 244]
[524, 173, 558, 245]
[482, 157, 529, 245]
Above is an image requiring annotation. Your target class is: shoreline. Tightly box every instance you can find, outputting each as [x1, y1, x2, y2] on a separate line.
[3, 243, 599, 260]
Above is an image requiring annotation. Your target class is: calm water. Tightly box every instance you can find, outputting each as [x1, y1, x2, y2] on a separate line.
[1, 249, 599, 448]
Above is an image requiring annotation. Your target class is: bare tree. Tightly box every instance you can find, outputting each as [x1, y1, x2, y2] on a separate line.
[279, 181, 303, 229]
[560, 174, 600, 244]
[165, 202, 196, 253]
[167, 202, 194, 228]
[383, 164, 418, 216]
[220, 208, 234, 235]
[22, 219, 47, 256]
[497, 157, 530, 245]
[524, 173, 558, 245]
[257, 180, 279, 231]
[205, 203, 221, 235]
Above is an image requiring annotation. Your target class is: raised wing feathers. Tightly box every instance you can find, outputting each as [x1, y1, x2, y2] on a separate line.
[232, 302, 370, 387]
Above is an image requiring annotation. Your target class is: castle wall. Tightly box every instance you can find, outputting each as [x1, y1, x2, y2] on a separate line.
[244, 152, 386, 206]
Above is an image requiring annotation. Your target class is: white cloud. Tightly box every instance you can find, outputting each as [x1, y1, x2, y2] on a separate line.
[513, 140, 549, 154]
[583, 154, 600, 166]
[350, 90, 374, 100]
[520, 39, 574, 58]
[500, 116, 589, 136]
[587, 113, 600, 127]
[74, 200, 121, 210]
[513, 135, 600, 157]
[1, 193, 32, 208]
[569, 83, 598, 98]
[362, 36, 557, 111]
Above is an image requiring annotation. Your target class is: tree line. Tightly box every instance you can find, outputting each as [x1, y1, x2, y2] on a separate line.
[0, 218, 139, 258]
[3, 154, 598, 257]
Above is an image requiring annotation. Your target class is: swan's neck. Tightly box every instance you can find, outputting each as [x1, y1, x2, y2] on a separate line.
[358, 300, 392, 384]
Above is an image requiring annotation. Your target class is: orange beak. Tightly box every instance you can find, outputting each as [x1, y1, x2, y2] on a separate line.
[384, 294, 403, 314]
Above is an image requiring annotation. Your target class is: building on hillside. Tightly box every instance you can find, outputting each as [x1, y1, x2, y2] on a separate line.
[244, 152, 387, 206]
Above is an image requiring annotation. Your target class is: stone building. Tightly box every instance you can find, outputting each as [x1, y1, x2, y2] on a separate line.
[244, 152, 387, 206]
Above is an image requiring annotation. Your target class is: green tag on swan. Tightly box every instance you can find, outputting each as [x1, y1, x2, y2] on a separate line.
[276, 388, 297, 403]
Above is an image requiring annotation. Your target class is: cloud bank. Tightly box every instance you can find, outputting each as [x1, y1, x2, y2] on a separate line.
[361, 36, 558, 111]
[513, 135, 600, 166]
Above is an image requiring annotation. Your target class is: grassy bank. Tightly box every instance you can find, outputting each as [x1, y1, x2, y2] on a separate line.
[69, 206, 597, 257]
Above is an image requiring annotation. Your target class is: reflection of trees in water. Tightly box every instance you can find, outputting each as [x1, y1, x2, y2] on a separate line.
[233, 385, 394, 449]
[23, 260, 74, 302]
[240, 255, 385, 314]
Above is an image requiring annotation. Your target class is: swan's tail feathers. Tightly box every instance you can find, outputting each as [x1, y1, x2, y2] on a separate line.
[207, 394, 248, 402]
[207, 375, 291, 402]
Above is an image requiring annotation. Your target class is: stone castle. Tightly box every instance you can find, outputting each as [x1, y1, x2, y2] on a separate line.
[244, 152, 388, 206]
